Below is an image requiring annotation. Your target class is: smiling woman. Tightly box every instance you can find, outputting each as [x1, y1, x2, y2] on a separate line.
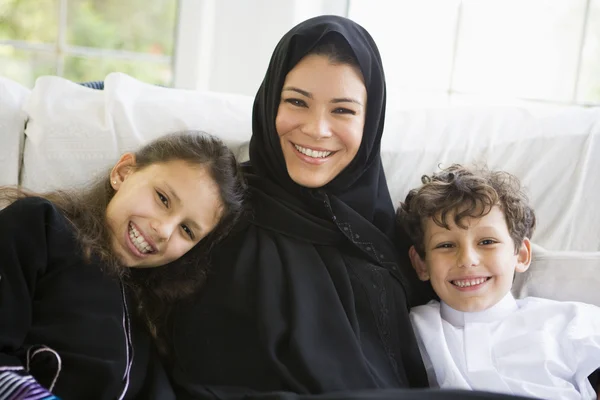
[276, 50, 367, 188]
[0, 131, 245, 399]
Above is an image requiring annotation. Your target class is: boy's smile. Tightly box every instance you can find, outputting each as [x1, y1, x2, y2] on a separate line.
[410, 206, 531, 313]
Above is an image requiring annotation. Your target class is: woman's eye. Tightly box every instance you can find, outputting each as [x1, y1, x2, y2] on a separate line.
[181, 224, 194, 240]
[156, 191, 168, 207]
[333, 107, 356, 115]
[284, 98, 307, 107]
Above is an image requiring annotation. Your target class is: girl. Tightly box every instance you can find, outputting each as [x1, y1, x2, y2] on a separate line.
[0, 131, 244, 400]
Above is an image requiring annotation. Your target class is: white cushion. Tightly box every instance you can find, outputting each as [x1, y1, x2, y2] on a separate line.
[512, 243, 600, 308]
[381, 106, 600, 252]
[0, 76, 30, 186]
[21, 73, 253, 193]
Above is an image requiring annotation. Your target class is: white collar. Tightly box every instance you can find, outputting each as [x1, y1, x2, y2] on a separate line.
[440, 292, 518, 327]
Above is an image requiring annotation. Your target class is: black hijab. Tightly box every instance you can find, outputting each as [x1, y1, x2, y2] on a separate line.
[248, 15, 395, 242]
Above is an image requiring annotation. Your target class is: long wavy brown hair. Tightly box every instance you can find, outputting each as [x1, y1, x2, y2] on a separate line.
[0, 131, 246, 353]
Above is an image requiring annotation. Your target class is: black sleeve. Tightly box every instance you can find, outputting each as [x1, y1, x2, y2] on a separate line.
[0, 197, 64, 399]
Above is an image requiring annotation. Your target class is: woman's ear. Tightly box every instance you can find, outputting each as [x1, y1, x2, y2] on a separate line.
[110, 153, 136, 190]
[515, 238, 532, 273]
[409, 245, 430, 281]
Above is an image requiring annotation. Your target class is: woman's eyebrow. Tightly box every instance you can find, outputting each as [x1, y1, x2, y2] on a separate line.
[331, 97, 363, 106]
[283, 86, 312, 98]
[283, 87, 363, 106]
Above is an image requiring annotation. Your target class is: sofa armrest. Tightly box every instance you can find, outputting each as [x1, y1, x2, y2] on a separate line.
[512, 243, 600, 307]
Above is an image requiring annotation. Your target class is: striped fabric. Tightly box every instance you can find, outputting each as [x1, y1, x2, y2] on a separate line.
[78, 81, 104, 90]
[0, 370, 58, 400]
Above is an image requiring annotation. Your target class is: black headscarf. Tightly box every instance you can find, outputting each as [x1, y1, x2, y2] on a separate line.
[248, 15, 395, 242]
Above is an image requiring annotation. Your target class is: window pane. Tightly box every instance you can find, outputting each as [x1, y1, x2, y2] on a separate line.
[453, 0, 586, 103]
[349, 0, 460, 102]
[63, 55, 172, 85]
[66, 0, 178, 55]
[577, 0, 600, 104]
[0, 0, 59, 42]
[0, 45, 56, 87]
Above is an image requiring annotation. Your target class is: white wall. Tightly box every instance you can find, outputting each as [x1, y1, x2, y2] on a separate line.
[173, 0, 347, 96]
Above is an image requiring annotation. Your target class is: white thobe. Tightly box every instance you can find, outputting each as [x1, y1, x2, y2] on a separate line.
[410, 293, 600, 399]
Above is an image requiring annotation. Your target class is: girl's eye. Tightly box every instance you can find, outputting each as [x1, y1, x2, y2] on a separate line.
[181, 224, 194, 240]
[284, 98, 307, 107]
[480, 239, 497, 246]
[333, 107, 356, 115]
[156, 191, 168, 207]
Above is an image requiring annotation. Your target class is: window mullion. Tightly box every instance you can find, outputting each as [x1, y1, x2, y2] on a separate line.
[56, 0, 68, 76]
[572, 0, 592, 103]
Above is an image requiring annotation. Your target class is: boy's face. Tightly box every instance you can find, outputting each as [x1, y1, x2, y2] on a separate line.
[409, 206, 531, 313]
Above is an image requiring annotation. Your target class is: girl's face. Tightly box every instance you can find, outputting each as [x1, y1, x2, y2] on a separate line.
[106, 155, 223, 268]
[275, 54, 367, 188]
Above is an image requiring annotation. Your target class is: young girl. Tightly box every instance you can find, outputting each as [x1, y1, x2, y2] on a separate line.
[0, 131, 245, 400]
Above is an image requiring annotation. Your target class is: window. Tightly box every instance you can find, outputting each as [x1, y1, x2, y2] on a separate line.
[348, 0, 600, 107]
[0, 0, 178, 87]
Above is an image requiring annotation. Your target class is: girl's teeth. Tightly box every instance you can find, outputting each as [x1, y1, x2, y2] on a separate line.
[129, 223, 153, 254]
[294, 144, 332, 158]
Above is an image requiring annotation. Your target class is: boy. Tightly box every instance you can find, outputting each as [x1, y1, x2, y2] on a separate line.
[396, 164, 600, 400]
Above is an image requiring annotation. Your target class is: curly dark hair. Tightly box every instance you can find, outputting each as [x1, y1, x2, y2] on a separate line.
[396, 164, 536, 258]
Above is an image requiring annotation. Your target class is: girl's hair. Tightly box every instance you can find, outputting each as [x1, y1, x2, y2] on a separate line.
[0, 131, 245, 352]
[396, 164, 536, 258]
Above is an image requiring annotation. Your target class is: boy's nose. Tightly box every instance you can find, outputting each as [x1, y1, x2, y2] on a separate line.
[457, 246, 479, 268]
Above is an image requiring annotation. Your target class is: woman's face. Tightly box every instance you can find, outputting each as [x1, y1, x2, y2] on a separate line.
[275, 54, 367, 188]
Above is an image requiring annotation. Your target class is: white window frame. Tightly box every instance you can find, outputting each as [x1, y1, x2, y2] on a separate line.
[1, 0, 175, 82]
[347, 0, 597, 107]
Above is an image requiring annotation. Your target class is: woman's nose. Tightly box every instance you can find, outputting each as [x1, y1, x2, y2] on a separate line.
[302, 111, 332, 139]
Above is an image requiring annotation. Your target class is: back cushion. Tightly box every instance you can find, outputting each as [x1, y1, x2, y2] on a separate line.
[0, 77, 30, 186]
[21, 73, 253, 192]
[381, 106, 600, 252]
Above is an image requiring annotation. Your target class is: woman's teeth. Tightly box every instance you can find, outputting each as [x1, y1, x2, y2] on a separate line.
[129, 223, 154, 254]
[452, 277, 490, 288]
[294, 144, 332, 158]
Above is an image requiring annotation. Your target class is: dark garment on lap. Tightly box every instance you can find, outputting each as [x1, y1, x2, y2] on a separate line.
[0, 197, 159, 399]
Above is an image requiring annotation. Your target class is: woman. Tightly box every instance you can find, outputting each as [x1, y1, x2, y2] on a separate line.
[169, 16, 530, 400]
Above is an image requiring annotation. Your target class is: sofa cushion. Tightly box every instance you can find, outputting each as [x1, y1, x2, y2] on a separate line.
[0, 76, 30, 186]
[512, 243, 600, 307]
[21, 73, 253, 193]
[381, 106, 600, 252]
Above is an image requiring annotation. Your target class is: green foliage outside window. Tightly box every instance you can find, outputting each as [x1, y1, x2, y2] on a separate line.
[0, 0, 177, 87]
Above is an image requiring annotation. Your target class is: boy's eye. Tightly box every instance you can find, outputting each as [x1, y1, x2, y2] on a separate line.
[435, 243, 454, 249]
[156, 191, 168, 207]
[284, 98, 307, 108]
[332, 107, 356, 115]
[181, 224, 194, 240]
[480, 239, 497, 246]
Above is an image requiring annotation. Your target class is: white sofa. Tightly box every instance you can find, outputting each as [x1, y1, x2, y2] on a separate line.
[1, 73, 599, 306]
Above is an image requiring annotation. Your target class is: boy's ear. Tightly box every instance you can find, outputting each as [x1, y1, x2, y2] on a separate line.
[110, 153, 136, 190]
[409, 245, 430, 281]
[515, 238, 532, 273]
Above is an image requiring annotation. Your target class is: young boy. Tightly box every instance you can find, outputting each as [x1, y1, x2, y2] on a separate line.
[396, 164, 600, 400]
